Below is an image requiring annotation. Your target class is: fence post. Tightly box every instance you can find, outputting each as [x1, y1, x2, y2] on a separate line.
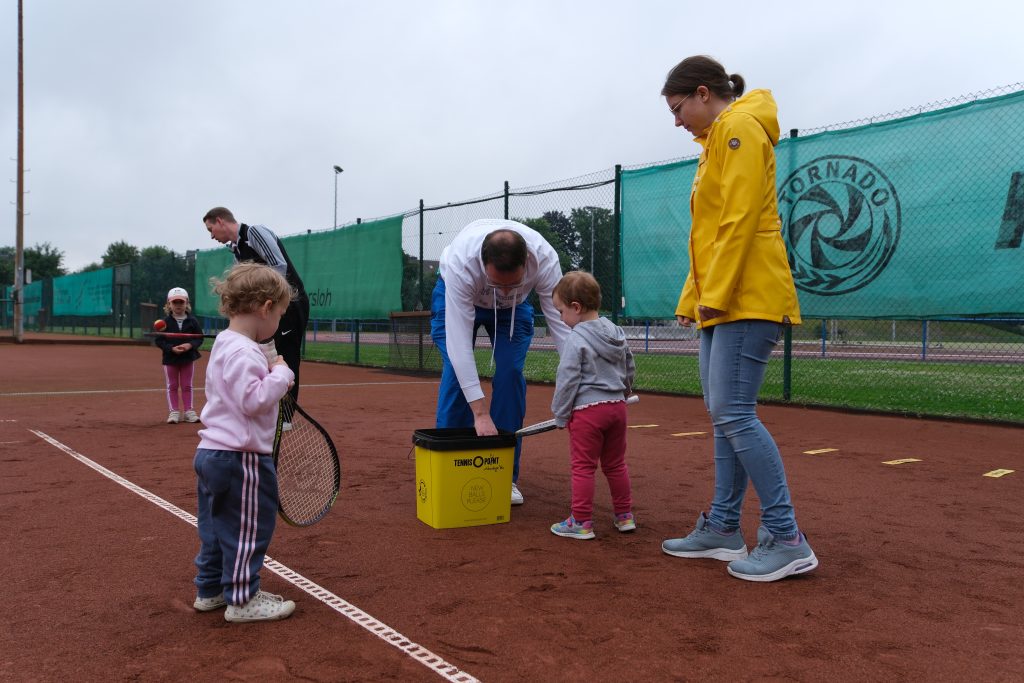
[783, 128, 799, 400]
[821, 319, 827, 357]
[419, 199, 425, 310]
[354, 319, 360, 364]
[612, 164, 622, 324]
[504, 181, 509, 220]
[921, 320, 928, 360]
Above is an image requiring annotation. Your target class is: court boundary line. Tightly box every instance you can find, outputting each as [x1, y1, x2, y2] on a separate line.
[28, 428, 478, 683]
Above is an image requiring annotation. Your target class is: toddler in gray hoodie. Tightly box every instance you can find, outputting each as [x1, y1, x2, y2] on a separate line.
[549, 271, 636, 540]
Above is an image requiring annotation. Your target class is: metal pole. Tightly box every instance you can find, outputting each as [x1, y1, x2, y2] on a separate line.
[418, 199, 425, 310]
[590, 208, 595, 272]
[333, 165, 343, 228]
[782, 128, 799, 399]
[13, 0, 25, 342]
[503, 181, 509, 220]
[612, 164, 622, 324]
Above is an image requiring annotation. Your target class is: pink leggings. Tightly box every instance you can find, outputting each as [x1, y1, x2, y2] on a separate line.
[164, 362, 195, 412]
[566, 401, 632, 523]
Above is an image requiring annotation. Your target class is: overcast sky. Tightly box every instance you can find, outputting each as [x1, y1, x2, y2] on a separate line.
[2, 0, 1022, 272]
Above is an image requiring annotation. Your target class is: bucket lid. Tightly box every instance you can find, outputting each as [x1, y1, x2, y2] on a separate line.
[412, 428, 517, 451]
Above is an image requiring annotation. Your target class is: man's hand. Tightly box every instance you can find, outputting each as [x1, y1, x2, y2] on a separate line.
[469, 397, 499, 436]
[474, 413, 499, 436]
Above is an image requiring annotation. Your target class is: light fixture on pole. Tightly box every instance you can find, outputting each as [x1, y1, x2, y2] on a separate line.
[333, 165, 344, 228]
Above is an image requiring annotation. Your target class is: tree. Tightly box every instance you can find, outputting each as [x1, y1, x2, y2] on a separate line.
[571, 206, 615, 309]
[515, 216, 573, 273]
[400, 251, 439, 311]
[24, 242, 66, 280]
[0, 246, 14, 286]
[132, 245, 191, 306]
[0, 243, 66, 285]
[101, 241, 140, 267]
[542, 210, 581, 269]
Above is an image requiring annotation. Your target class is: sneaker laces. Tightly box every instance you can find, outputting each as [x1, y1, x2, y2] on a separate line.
[749, 538, 777, 561]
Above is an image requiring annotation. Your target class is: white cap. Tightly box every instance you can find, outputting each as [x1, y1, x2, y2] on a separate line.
[167, 287, 189, 301]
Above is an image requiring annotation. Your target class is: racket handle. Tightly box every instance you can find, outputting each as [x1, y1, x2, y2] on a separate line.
[260, 341, 279, 366]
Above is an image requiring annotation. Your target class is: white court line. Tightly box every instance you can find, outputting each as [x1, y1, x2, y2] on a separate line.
[28, 429, 479, 683]
[1, 380, 438, 398]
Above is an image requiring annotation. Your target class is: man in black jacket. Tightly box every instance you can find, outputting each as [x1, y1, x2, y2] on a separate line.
[203, 207, 310, 411]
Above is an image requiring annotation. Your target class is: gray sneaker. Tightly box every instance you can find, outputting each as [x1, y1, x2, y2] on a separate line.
[727, 527, 818, 582]
[662, 512, 747, 561]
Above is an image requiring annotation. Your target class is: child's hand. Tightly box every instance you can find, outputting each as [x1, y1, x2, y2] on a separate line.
[172, 344, 188, 353]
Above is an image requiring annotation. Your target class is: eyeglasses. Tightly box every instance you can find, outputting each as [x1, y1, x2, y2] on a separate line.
[485, 279, 525, 292]
[669, 92, 694, 115]
[170, 299, 186, 305]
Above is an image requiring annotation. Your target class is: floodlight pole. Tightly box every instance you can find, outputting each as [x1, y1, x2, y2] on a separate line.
[333, 165, 343, 228]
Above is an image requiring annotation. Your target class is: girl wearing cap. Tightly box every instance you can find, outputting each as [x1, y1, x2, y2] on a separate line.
[156, 287, 204, 424]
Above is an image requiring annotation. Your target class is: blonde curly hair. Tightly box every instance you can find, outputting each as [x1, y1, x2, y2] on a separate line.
[209, 262, 294, 318]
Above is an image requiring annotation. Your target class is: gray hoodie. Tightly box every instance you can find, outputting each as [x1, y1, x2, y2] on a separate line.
[551, 317, 636, 427]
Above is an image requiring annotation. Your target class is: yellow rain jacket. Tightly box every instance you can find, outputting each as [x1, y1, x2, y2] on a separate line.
[675, 89, 801, 329]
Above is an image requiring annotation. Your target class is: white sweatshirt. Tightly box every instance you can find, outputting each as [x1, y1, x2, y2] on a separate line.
[438, 219, 570, 403]
[198, 330, 294, 454]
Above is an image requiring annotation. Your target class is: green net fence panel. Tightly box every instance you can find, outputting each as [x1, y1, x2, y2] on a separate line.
[52, 268, 112, 316]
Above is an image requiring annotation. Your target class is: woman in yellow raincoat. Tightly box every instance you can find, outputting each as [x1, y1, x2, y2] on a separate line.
[659, 56, 818, 582]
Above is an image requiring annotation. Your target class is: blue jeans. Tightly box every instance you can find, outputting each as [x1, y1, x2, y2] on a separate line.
[430, 277, 535, 481]
[698, 320, 798, 538]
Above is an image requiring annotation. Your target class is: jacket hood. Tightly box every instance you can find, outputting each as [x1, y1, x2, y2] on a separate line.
[726, 89, 780, 145]
[573, 318, 627, 362]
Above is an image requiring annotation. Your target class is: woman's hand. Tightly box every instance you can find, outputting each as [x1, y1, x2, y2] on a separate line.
[676, 315, 693, 327]
[697, 305, 725, 322]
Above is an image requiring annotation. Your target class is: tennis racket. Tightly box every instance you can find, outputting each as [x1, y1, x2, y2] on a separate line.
[144, 332, 219, 340]
[272, 394, 340, 527]
[516, 394, 640, 438]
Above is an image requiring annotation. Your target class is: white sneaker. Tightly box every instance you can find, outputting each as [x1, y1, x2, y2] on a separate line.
[166, 411, 180, 424]
[224, 590, 296, 623]
[511, 482, 524, 506]
[183, 410, 200, 423]
[193, 593, 226, 612]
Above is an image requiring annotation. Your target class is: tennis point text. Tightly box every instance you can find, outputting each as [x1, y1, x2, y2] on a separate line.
[453, 455, 501, 468]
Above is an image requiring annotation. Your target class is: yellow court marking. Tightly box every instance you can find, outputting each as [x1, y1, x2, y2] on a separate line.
[983, 469, 1015, 478]
[803, 448, 838, 455]
[672, 431, 707, 437]
[628, 424, 659, 429]
[882, 458, 922, 465]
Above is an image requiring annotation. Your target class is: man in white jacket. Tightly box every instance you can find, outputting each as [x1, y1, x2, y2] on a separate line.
[430, 219, 570, 505]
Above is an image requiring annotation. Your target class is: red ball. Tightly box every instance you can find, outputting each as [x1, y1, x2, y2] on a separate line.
[153, 319, 167, 331]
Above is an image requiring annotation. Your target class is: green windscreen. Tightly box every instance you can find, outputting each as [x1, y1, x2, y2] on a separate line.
[52, 269, 113, 316]
[621, 89, 1024, 319]
[194, 215, 404, 319]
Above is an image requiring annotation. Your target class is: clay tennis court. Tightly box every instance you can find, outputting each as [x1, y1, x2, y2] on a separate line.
[2, 339, 1022, 682]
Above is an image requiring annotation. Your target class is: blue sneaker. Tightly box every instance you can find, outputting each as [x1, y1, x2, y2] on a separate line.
[662, 512, 747, 561]
[727, 527, 818, 582]
[551, 515, 595, 540]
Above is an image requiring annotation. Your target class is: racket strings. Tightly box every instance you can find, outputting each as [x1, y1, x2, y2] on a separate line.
[276, 409, 339, 526]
